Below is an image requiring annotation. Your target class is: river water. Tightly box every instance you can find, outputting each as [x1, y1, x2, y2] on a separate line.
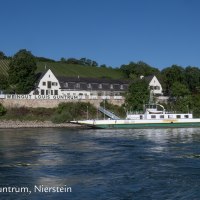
[0, 128, 200, 200]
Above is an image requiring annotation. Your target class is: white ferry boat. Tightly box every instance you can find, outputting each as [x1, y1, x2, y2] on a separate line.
[71, 103, 200, 129]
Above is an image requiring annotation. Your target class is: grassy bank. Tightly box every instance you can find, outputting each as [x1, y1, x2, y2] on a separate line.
[0, 102, 125, 123]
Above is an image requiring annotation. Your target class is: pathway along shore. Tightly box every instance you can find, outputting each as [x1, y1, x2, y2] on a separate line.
[0, 120, 83, 129]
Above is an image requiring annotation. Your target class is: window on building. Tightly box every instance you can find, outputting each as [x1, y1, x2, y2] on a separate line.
[52, 82, 58, 86]
[120, 85, 124, 90]
[51, 90, 53, 95]
[110, 84, 113, 89]
[54, 90, 58, 95]
[76, 83, 80, 88]
[41, 90, 44, 95]
[153, 86, 160, 90]
[99, 84, 102, 89]
[150, 86, 154, 90]
[46, 90, 49, 95]
[88, 83, 91, 89]
[42, 82, 46, 86]
[64, 83, 68, 87]
[47, 81, 51, 89]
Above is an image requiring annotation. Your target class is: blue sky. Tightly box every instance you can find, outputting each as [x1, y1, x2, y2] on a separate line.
[1, 0, 200, 69]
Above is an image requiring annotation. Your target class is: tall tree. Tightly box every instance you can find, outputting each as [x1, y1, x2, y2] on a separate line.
[185, 66, 200, 92]
[171, 82, 190, 99]
[125, 79, 149, 111]
[120, 61, 160, 79]
[161, 65, 185, 95]
[0, 51, 6, 59]
[8, 49, 37, 93]
[0, 75, 8, 90]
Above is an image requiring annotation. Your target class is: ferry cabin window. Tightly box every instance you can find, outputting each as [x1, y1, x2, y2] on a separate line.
[151, 115, 156, 119]
[184, 115, 189, 118]
[147, 105, 157, 109]
[177, 115, 181, 118]
[160, 115, 164, 119]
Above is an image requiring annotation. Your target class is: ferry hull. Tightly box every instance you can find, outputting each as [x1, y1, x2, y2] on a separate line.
[91, 122, 200, 129]
[72, 120, 200, 129]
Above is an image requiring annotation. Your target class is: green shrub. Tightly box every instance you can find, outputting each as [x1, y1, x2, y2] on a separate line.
[0, 103, 6, 116]
[52, 102, 96, 123]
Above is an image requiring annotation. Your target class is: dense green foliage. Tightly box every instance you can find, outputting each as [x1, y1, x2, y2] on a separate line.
[0, 74, 8, 90]
[120, 61, 160, 79]
[52, 102, 97, 123]
[0, 104, 6, 116]
[0, 51, 7, 59]
[125, 79, 149, 111]
[60, 57, 98, 67]
[0, 107, 55, 121]
[8, 49, 37, 93]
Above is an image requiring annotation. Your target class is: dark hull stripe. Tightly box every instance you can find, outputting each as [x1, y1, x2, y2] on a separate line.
[88, 122, 200, 129]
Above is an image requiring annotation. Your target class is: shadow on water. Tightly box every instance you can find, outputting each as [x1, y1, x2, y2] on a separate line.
[0, 128, 200, 199]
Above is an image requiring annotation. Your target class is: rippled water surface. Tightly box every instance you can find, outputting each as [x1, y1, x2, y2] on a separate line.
[0, 128, 200, 200]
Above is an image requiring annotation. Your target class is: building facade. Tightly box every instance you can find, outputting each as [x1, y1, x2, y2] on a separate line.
[29, 69, 163, 99]
[30, 69, 129, 99]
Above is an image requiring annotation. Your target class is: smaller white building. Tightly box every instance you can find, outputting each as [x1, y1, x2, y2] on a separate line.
[143, 75, 163, 95]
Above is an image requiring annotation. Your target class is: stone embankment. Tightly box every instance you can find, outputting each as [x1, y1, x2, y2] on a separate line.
[0, 120, 83, 129]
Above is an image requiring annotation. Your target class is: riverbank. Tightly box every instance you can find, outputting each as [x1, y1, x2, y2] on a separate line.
[0, 120, 83, 129]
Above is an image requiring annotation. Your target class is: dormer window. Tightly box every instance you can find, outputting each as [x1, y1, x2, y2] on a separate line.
[76, 83, 80, 88]
[42, 82, 46, 86]
[88, 83, 91, 89]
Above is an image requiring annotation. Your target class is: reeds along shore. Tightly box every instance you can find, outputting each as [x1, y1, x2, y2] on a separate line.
[0, 120, 83, 129]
